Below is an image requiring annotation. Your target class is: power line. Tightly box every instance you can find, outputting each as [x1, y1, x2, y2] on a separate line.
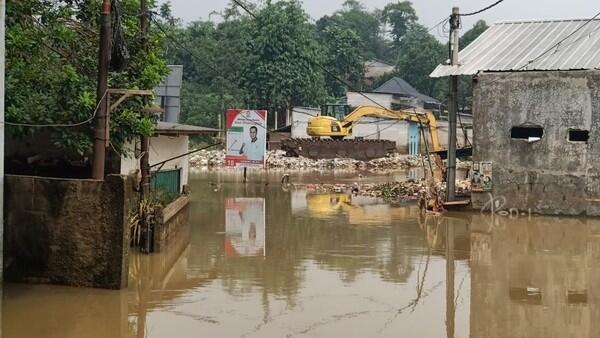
[460, 0, 506, 17]
[5, 90, 108, 128]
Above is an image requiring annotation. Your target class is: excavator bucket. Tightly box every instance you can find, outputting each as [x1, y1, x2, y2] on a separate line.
[281, 139, 397, 161]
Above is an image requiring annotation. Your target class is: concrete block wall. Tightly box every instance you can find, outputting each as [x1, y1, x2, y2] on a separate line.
[3, 174, 135, 289]
[472, 70, 600, 215]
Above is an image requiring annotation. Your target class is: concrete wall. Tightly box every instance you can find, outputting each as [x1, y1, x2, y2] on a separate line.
[155, 65, 183, 123]
[121, 134, 189, 191]
[4, 174, 135, 289]
[472, 70, 600, 216]
[347, 92, 395, 109]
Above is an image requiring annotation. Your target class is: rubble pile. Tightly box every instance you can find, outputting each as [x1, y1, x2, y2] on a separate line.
[299, 178, 472, 202]
[190, 149, 430, 171]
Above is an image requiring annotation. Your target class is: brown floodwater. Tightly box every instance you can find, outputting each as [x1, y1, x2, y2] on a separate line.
[3, 170, 600, 338]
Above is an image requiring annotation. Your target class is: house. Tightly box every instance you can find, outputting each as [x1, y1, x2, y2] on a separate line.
[430, 18, 600, 216]
[363, 59, 395, 86]
[347, 77, 441, 111]
[119, 121, 218, 196]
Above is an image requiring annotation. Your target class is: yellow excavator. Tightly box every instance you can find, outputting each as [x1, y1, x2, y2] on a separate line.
[281, 105, 442, 160]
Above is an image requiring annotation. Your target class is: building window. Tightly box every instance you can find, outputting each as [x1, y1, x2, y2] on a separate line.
[568, 129, 589, 143]
[511, 126, 544, 141]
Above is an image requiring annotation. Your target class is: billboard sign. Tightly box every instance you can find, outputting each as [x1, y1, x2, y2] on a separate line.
[225, 109, 267, 168]
[224, 198, 266, 257]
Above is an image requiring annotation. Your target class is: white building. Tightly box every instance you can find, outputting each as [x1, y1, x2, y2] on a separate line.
[120, 122, 218, 194]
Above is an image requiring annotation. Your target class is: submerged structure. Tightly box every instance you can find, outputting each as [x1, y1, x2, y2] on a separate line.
[431, 18, 600, 216]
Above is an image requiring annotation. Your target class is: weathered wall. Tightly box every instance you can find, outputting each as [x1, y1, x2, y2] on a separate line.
[153, 195, 190, 253]
[472, 70, 600, 215]
[4, 174, 134, 289]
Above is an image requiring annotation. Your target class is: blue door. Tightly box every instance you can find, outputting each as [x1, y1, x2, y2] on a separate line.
[408, 122, 420, 155]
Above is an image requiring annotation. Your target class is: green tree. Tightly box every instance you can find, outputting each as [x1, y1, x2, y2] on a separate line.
[457, 20, 489, 112]
[316, 1, 387, 61]
[240, 0, 326, 117]
[381, 1, 418, 44]
[318, 25, 364, 98]
[6, 0, 168, 156]
[394, 24, 446, 97]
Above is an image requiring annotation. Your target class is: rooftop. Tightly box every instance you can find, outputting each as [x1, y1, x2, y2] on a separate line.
[154, 121, 220, 136]
[373, 77, 440, 104]
[430, 18, 600, 77]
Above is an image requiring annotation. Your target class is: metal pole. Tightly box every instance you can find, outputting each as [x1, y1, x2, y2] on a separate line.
[446, 7, 460, 202]
[0, 0, 6, 282]
[92, 0, 112, 179]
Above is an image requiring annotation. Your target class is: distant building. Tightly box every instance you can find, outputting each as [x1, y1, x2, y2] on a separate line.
[363, 59, 395, 86]
[347, 77, 441, 111]
[431, 18, 600, 216]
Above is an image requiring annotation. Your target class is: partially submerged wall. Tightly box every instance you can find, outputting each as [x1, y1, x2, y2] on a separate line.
[472, 70, 600, 215]
[4, 174, 135, 289]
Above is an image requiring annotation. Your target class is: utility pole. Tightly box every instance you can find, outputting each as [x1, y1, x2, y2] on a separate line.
[446, 7, 460, 202]
[92, 0, 112, 179]
[140, 0, 150, 197]
[1, 0, 6, 281]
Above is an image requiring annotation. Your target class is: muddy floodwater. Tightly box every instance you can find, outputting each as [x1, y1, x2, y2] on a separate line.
[4, 170, 600, 338]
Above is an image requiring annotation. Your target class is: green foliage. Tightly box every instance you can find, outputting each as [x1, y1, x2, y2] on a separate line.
[6, 0, 168, 156]
[318, 25, 365, 97]
[395, 24, 446, 97]
[381, 1, 418, 44]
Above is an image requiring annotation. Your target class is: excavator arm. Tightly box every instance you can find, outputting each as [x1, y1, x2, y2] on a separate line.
[340, 106, 442, 152]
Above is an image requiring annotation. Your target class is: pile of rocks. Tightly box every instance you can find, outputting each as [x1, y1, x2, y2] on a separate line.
[190, 149, 428, 171]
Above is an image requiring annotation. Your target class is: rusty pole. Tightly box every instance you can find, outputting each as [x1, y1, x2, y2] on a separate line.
[140, 0, 150, 197]
[92, 0, 112, 180]
[0, 0, 6, 281]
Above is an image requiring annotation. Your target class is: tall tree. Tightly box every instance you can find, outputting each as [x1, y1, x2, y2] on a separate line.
[316, 1, 387, 61]
[318, 24, 364, 98]
[394, 24, 446, 97]
[381, 1, 418, 44]
[240, 0, 326, 116]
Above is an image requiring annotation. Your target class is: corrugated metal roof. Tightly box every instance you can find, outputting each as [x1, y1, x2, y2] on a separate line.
[430, 18, 600, 77]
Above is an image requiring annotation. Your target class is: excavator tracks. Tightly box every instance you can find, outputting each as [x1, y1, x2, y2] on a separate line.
[281, 138, 397, 161]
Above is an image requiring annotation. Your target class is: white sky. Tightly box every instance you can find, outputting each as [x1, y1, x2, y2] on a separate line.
[160, 0, 599, 32]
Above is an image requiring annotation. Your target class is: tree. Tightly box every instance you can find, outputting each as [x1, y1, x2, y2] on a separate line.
[394, 24, 446, 98]
[457, 20, 489, 112]
[240, 0, 326, 117]
[6, 0, 169, 156]
[318, 25, 364, 98]
[381, 1, 418, 44]
[316, 1, 387, 61]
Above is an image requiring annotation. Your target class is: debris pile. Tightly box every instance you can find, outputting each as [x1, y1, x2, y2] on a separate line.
[298, 178, 472, 203]
[190, 149, 431, 171]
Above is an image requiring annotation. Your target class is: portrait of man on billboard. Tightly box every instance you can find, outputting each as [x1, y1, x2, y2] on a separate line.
[239, 126, 263, 161]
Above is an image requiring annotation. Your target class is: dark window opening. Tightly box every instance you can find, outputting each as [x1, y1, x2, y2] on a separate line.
[569, 129, 589, 143]
[567, 290, 588, 305]
[511, 126, 544, 139]
[509, 287, 542, 305]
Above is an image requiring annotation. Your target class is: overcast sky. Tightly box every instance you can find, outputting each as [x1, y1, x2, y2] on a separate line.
[160, 0, 598, 33]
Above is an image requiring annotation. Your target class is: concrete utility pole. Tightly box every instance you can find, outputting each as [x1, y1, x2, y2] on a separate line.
[92, 0, 112, 179]
[140, 0, 150, 197]
[0, 0, 6, 281]
[446, 7, 460, 202]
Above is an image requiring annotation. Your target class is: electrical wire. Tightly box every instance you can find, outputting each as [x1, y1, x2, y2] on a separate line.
[4, 90, 108, 128]
[460, 0, 505, 17]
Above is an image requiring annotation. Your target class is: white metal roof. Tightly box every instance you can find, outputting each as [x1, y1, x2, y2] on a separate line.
[430, 18, 600, 77]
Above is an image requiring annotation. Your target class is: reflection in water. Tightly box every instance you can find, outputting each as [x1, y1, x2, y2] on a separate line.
[225, 198, 266, 257]
[2, 172, 600, 338]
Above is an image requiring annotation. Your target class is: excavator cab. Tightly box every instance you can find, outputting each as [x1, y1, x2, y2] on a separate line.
[321, 104, 351, 120]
